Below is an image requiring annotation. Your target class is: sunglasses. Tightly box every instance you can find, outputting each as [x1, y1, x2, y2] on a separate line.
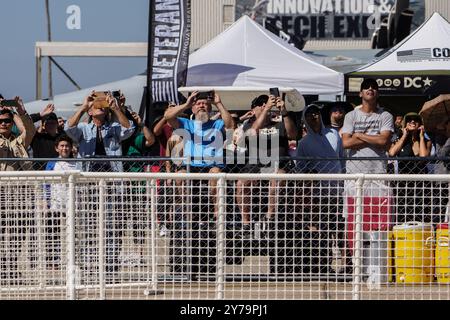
[406, 118, 421, 123]
[361, 85, 378, 90]
[0, 118, 13, 124]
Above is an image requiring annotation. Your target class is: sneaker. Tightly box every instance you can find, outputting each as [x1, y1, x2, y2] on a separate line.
[159, 224, 168, 237]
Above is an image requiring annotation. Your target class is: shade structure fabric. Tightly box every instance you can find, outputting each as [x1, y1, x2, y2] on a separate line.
[184, 15, 344, 96]
[346, 13, 450, 96]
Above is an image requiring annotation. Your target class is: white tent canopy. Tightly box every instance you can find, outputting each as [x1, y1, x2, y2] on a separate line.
[179, 86, 305, 112]
[346, 13, 450, 95]
[26, 16, 344, 117]
[180, 15, 344, 98]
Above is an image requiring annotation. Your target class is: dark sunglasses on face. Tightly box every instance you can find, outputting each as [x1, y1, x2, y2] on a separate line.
[361, 84, 378, 90]
[407, 118, 420, 123]
[0, 118, 13, 124]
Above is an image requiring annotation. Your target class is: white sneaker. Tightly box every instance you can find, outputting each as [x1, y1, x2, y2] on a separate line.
[159, 224, 168, 237]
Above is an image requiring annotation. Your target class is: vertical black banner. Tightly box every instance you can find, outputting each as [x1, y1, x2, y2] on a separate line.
[145, 0, 191, 126]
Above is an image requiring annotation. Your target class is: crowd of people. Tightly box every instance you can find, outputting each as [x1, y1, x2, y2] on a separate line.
[1, 78, 450, 280]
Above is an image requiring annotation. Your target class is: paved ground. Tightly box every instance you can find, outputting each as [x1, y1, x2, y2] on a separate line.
[2, 280, 450, 300]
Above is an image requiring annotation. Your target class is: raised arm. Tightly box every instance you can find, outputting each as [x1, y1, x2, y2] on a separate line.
[107, 93, 131, 129]
[419, 126, 432, 157]
[132, 112, 155, 147]
[251, 95, 276, 133]
[277, 97, 297, 140]
[153, 103, 176, 136]
[164, 91, 198, 129]
[213, 92, 234, 129]
[67, 92, 94, 128]
[14, 96, 36, 148]
[388, 129, 408, 156]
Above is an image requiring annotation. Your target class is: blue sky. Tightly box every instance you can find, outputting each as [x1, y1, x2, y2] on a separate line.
[0, 0, 149, 102]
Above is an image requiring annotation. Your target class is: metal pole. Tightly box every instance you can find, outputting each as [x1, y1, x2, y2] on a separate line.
[216, 176, 226, 299]
[144, 178, 162, 296]
[49, 57, 82, 90]
[45, 0, 53, 98]
[145, 0, 154, 129]
[150, 179, 158, 291]
[36, 53, 42, 100]
[99, 179, 106, 299]
[352, 176, 364, 300]
[66, 174, 76, 300]
[35, 183, 45, 288]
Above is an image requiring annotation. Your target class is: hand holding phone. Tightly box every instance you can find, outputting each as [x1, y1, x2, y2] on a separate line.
[92, 91, 109, 109]
[269, 87, 280, 97]
[197, 90, 214, 100]
[0, 100, 17, 107]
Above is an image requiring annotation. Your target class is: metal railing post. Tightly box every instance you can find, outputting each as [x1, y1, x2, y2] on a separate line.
[150, 179, 158, 291]
[66, 173, 76, 300]
[352, 175, 364, 300]
[216, 176, 226, 300]
[35, 182, 45, 288]
[99, 179, 106, 299]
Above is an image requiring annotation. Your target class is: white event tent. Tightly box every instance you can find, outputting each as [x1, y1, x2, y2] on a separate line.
[179, 15, 344, 111]
[346, 13, 450, 96]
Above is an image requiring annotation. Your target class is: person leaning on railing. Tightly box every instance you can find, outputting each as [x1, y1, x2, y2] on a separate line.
[388, 112, 433, 224]
[388, 112, 432, 174]
[0, 96, 36, 171]
[0, 96, 36, 284]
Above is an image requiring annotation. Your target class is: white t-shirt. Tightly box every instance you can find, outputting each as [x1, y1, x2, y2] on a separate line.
[50, 160, 77, 210]
[341, 106, 394, 174]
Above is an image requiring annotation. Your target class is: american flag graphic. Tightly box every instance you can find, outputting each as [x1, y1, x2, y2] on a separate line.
[397, 48, 432, 62]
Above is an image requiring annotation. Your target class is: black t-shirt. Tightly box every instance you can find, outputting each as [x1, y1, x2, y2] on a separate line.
[396, 134, 430, 174]
[243, 119, 289, 164]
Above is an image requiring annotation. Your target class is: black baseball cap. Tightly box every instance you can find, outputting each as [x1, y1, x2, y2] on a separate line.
[251, 95, 269, 108]
[304, 104, 321, 115]
[360, 78, 379, 91]
[42, 112, 58, 122]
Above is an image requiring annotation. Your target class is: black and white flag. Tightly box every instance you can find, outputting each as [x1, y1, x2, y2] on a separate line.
[149, 0, 191, 104]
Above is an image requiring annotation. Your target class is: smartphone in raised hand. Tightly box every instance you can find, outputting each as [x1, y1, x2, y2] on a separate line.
[0, 100, 17, 107]
[92, 92, 109, 109]
[269, 87, 280, 97]
[197, 91, 214, 100]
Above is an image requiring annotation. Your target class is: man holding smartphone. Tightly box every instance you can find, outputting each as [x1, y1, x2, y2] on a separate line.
[0, 96, 36, 170]
[64, 91, 134, 283]
[164, 90, 234, 217]
[235, 92, 297, 238]
[0, 96, 36, 284]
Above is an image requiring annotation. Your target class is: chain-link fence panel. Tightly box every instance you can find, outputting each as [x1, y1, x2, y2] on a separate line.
[1, 164, 450, 300]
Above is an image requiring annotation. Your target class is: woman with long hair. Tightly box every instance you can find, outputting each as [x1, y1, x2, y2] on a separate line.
[388, 112, 432, 223]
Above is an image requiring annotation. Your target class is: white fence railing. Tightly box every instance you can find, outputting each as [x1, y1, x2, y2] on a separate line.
[0, 171, 450, 300]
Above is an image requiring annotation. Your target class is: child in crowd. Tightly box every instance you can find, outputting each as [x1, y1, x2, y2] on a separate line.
[44, 135, 76, 269]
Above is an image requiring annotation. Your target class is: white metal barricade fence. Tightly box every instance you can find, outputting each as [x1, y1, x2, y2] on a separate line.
[0, 171, 450, 300]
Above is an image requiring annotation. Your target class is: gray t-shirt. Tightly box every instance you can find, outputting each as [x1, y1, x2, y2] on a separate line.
[341, 106, 394, 174]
